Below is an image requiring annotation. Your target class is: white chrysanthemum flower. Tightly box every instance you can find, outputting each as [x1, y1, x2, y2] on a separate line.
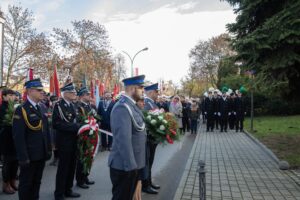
[162, 120, 168, 124]
[158, 116, 163, 121]
[146, 115, 152, 120]
[89, 130, 93, 135]
[159, 125, 165, 131]
[150, 119, 157, 125]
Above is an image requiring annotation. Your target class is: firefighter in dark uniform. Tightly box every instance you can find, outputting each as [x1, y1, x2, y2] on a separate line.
[234, 87, 247, 132]
[228, 92, 236, 130]
[142, 83, 160, 194]
[53, 83, 82, 200]
[12, 78, 52, 200]
[219, 87, 230, 132]
[76, 87, 95, 189]
[204, 90, 215, 132]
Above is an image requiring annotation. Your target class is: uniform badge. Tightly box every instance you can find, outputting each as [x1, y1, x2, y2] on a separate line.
[13, 115, 21, 119]
[30, 114, 37, 117]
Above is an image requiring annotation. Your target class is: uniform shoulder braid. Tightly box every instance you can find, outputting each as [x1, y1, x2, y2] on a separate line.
[20, 105, 43, 131]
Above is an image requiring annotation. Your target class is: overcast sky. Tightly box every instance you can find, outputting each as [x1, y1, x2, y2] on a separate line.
[1, 0, 236, 84]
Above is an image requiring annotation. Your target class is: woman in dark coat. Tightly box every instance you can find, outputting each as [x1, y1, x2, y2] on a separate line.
[0, 89, 18, 194]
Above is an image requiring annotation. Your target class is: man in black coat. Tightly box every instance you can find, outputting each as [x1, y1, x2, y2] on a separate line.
[97, 91, 115, 151]
[181, 98, 191, 133]
[234, 91, 246, 132]
[213, 90, 221, 130]
[53, 83, 82, 200]
[204, 91, 215, 132]
[76, 87, 96, 189]
[219, 91, 230, 132]
[228, 93, 236, 130]
[12, 79, 52, 200]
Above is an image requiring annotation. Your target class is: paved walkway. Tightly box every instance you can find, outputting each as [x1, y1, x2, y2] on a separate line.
[175, 124, 300, 200]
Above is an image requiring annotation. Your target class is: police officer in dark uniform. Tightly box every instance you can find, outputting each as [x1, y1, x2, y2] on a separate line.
[142, 83, 160, 194]
[53, 83, 82, 200]
[108, 75, 147, 200]
[204, 91, 215, 132]
[12, 79, 52, 200]
[76, 87, 95, 189]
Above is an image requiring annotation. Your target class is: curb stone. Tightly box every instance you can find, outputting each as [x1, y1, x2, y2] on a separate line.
[243, 130, 280, 163]
[174, 128, 200, 200]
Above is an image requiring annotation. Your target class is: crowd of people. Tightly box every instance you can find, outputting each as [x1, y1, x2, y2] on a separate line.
[0, 75, 247, 200]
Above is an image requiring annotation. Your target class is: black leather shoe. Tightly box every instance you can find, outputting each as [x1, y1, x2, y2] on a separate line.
[151, 184, 160, 190]
[77, 183, 89, 189]
[65, 191, 81, 198]
[142, 186, 158, 194]
[85, 180, 95, 185]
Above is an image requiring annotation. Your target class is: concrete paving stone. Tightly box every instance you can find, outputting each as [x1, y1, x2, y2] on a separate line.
[211, 191, 222, 197]
[263, 195, 276, 200]
[222, 191, 232, 196]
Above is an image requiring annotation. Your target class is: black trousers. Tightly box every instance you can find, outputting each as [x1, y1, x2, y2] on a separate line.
[182, 117, 190, 132]
[110, 168, 138, 200]
[191, 119, 198, 133]
[142, 142, 158, 187]
[220, 117, 228, 131]
[214, 115, 220, 129]
[55, 150, 77, 198]
[206, 114, 214, 131]
[18, 160, 45, 200]
[2, 157, 18, 182]
[236, 118, 244, 131]
[228, 114, 235, 129]
[76, 160, 88, 184]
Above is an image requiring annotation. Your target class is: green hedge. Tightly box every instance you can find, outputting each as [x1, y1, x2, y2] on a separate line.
[244, 94, 300, 116]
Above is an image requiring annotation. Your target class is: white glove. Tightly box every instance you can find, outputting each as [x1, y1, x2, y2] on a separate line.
[234, 112, 236, 115]
[204, 112, 207, 115]
[214, 112, 216, 115]
[244, 112, 247, 115]
[228, 112, 231, 116]
[218, 112, 221, 116]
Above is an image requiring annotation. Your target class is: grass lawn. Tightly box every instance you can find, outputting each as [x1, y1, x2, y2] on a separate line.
[244, 115, 300, 169]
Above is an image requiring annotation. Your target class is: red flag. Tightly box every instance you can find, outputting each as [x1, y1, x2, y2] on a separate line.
[49, 75, 54, 94]
[135, 68, 139, 76]
[112, 84, 119, 99]
[90, 80, 95, 99]
[53, 65, 60, 97]
[28, 68, 33, 80]
[100, 82, 105, 96]
[23, 68, 34, 101]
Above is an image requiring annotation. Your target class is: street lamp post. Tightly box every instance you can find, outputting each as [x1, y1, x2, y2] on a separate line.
[0, 11, 5, 86]
[122, 47, 148, 77]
